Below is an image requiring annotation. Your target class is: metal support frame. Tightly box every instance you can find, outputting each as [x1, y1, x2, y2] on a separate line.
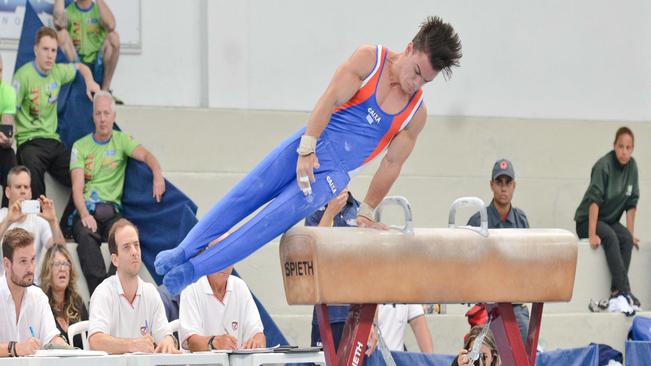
[485, 302, 544, 366]
[317, 304, 377, 366]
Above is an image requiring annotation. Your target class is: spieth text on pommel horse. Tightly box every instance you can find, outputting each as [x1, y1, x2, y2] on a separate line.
[284, 260, 314, 276]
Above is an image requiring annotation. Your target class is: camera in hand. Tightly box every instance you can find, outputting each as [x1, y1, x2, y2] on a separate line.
[0, 124, 13, 138]
[21, 200, 41, 214]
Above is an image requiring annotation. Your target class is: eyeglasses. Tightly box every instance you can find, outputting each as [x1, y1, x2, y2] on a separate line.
[53, 261, 71, 269]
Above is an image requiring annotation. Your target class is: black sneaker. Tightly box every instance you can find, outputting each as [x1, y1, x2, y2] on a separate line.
[626, 292, 641, 311]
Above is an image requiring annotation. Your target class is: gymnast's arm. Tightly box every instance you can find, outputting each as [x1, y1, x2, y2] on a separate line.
[360, 104, 427, 217]
[297, 46, 377, 185]
[304, 45, 375, 138]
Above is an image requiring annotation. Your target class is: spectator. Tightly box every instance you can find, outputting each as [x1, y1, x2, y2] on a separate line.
[467, 159, 530, 344]
[70, 90, 164, 295]
[88, 219, 178, 354]
[179, 265, 265, 351]
[12, 26, 100, 199]
[39, 244, 88, 349]
[575, 127, 640, 314]
[452, 325, 501, 366]
[0, 228, 67, 357]
[377, 304, 433, 353]
[305, 189, 358, 351]
[53, 0, 120, 96]
[0, 54, 17, 207]
[0, 166, 65, 281]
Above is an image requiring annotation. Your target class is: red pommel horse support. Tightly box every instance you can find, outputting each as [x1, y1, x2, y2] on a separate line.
[279, 197, 578, 366]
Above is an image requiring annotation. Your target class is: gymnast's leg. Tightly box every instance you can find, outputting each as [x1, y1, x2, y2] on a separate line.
[162, 167, 350, 294]
[155, 129, 304, 275]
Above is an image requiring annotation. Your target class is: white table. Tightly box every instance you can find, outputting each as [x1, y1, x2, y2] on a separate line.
[0, 350, 325, 366]
[228, 351, 325, 366]
[126, 352, 229, 366]
[0, 355, 127, 366]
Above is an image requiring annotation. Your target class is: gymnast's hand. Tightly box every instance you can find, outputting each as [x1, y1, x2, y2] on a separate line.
[356, 215, 388, 230]
[296, 153, 320, 195]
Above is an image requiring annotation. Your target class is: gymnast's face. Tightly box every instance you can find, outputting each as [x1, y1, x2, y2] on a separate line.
[490, 175, 515, 208]
[399, 43, 438, 95]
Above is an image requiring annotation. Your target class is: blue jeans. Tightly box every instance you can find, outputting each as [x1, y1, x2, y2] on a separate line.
[513, 304, 530, 344]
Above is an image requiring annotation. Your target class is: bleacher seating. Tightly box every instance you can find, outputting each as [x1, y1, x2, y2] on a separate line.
[40, 106, 649, 355]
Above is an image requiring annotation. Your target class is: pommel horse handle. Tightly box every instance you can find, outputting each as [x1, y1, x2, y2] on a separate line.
[448, 196, 489, 237]
[374, 196, 414, 235]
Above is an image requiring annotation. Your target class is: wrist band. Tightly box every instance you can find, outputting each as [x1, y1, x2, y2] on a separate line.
[8, 341, 17, 357]
[357, 202, 376, 222]
[172, 335, 179, 349]
[296, 135, 317, 156]
[208, 336, 216, 351]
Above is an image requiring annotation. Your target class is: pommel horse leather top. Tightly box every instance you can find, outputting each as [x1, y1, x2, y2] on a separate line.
[279, 226, 578, 305]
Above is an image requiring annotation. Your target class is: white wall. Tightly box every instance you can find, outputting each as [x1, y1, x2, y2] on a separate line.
[208, 0, 651, 121]
[2, 0, 651, 121]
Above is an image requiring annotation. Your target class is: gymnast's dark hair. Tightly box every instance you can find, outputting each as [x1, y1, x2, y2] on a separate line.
[412, 16, 462, 79]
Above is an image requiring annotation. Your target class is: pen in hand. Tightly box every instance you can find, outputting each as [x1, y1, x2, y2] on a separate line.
[223, 325, 239, 349]
[29, 325, 35, 338]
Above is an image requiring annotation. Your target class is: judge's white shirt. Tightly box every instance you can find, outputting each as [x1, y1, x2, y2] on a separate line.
[378, 304, 424, 351]
[179, 275, 263, 350]
[0, 208, 53, 282]
[0, 275, 60, 344]
[89, 274, 171, 344]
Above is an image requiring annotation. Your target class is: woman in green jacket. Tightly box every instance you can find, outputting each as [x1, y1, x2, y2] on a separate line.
[575, 127, 640, 314]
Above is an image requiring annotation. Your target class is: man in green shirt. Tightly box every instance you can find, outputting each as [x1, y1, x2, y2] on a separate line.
[70, 90, 165, 294]
[12, 26, 100, 199]
[0, 54, 17, 207]
[54, 0, 119, 93]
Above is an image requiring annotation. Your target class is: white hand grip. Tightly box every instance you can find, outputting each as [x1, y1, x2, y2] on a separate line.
[374, 196, 414, 235]
[448, 196, 489, 237]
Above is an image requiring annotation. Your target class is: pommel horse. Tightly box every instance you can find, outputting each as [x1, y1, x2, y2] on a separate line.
[279, 197, 578, 366]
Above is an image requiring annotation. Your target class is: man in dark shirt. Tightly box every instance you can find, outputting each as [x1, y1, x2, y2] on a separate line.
[305, 188, 359, 351]
[467, 159, 529, 344]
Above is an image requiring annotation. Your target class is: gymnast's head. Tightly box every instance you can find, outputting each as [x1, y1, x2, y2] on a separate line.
[397, 16, 462, 94]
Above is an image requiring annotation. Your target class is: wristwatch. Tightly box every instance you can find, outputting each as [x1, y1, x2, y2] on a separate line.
[208, 336, 216, 351]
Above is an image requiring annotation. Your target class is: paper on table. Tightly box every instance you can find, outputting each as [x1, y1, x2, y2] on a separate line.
[231, 344, 280, 354]
[34, 349, 109, 357]
[210, 349, 233, 354]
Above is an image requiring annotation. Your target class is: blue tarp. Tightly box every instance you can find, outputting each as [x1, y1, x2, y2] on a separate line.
[536, 345, 599, 366]
[16, 0, 288, 348]
[626, 341, 651, 366]
[365, 345, 601, 366]
[366, 350, 455, 366]
[628, 315, 651, 341]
